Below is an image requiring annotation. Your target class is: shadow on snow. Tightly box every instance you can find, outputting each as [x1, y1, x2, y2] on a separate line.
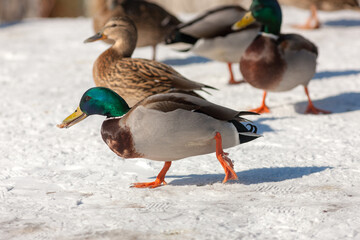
[166, 166, 330, 186]
[324, 19, 360, 27]
[161, 56, 212, 66]
[313, 70, 360, 80]
[294, 92, 360, 114]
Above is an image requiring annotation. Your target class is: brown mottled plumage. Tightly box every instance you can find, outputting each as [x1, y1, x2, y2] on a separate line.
[85, 17, 214, 107]
[93, 0, 181, 59]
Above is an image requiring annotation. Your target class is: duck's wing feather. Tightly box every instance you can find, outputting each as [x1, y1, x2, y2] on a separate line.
[278, 34, 318, 55]
[107, 58, 215, 92]
[131, 93, 258, 122]
[178, 5, 248, 39]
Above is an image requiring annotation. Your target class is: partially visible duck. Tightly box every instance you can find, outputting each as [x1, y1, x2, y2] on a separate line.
[165, 5, 260, 85]
[279, 0, 360, 29]
[85, 17, 214, 107]
[58, 87, 261, 188]
[93, 0, 181, 60]
[233, 0, 331, 114]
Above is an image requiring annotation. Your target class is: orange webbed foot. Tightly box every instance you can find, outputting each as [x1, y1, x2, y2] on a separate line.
[250, 104, 270, 114]
[228, 79, 246, 85]
[215, 132, 238, 183]
[131, 179, 167, 189]
[227, 63, 246, 85]
[305, 104, 331, 115]
[250, 91, 270, 114]
[304, 87, 331, 114]
[131, 161, 171, 189]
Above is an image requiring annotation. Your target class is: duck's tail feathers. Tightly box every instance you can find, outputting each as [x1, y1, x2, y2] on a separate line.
[200, 84, 218, 95]
[230, 120, 262, 144]
[239, 131, 262, 144]
[235, 111, 260, 122]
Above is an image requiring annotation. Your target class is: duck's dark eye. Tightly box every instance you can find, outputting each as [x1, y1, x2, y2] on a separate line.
[85, 96, 92, 101]
[110, 24, 117, 28]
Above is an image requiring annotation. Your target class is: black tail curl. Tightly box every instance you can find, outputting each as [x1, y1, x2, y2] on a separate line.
[246, 123, 258, 133]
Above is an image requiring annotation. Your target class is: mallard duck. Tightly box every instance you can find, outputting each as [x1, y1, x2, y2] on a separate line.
[93, 0, 181, 60]
[165, 5, 261, 85]
[85, 17, 214, 107]
[57, 87, 261, 188]
[232, 0, 331, 114]
[279, 0, 360, 29]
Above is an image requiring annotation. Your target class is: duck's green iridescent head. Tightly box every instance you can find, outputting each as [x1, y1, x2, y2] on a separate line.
[232, 0, 282, 35]
[57, 87, 130, 128]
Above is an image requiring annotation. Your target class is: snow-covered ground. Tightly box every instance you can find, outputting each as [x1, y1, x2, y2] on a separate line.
[1, 6, 360, 240]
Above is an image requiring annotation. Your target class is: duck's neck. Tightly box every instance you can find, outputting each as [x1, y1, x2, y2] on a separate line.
[102, 96, 131, 118]
[261, 21, 281, 36]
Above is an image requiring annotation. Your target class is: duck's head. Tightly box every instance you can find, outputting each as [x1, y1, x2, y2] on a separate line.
[84, 17, 137, 56]
[57, 87, 130, 128]
[232, 0, 282, 35]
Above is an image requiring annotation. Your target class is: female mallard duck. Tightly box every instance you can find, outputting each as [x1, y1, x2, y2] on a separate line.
[232, 0, 331, 114]
[165, 5, 260, 85]
[58, 87, 261, 188]
[279, 0, 359, 29]
[93, 0, 181, 60]
[85, 17, 214, 107]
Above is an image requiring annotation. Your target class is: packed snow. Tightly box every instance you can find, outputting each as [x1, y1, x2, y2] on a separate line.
[1, 6, 360, 240]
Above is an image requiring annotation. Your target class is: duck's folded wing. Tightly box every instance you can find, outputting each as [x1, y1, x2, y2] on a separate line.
[278, 34, 318, 55]
[178, 5, 247, 39]
[138, 93, 258, 122]
[116, 58, 215, 91]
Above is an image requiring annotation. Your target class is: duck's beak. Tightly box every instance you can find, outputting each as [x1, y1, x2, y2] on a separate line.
[232, 11, 256, 30]
[84, 32, 107, 43]
[57, 107, 88, 129]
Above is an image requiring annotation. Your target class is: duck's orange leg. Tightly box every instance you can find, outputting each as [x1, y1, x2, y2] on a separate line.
[131, 161, 172, 188]
[215, 132, 238, 183]
[227, 63, 245, 85]
[304, 87, 331, 114]
[250, 91, 270, 114]
[293, 4, 320, 30]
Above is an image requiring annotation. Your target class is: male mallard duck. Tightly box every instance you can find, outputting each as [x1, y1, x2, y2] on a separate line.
[279, 0, 360, 29]
[93, 0, 181, 60]
[165, 5, 260, 85]
[58, 87, 261, 188]
[232, 0, 331, 114]
[85, 17, 214, 107]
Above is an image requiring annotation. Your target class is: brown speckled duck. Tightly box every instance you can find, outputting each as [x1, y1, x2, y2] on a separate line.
[279, 0, 360, 29]
[93, 0, 181, 59]
[233, 0, 331, 114]
[85, 17, 214, 107]
[58, 87, 261, 188]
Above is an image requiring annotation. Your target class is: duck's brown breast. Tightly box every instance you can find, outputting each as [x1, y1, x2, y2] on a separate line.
[101, 118, 143, 159]
[240, 35, 286, 91]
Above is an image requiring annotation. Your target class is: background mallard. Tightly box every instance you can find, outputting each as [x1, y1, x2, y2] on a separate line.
[93, 0, 181, 59]
[165, 5, 261, 84]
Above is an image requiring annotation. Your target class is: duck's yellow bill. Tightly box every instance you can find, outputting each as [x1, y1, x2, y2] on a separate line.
[232, 11, 256, 30]
[84, 32, 107, 43]
[57, 106, 88, 129]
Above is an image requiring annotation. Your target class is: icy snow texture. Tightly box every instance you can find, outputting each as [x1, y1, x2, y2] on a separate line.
[0, 6, 360, 240]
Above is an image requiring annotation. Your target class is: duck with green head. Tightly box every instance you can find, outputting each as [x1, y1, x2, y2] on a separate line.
[58, 87, 260, 188]
[233, 0, 330, 114]
[58, 87, 261, 188]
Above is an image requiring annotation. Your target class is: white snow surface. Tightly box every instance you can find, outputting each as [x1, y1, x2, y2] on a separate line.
[1, 6, 360, 240]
